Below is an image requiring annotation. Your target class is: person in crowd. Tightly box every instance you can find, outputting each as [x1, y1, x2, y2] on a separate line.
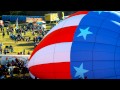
[28, 37, 30, 41]
[4, 48, 7, 55]
[0, 47, 2, 54]
[27, 51, 30, 55]
[32, 31, 35, 36]
[2, 32, 5, 38]
[18, 52, 20, 55]
[6, 29, 9, 35]
[0, 57, 31, 79]
[8, 64, 14, 78]
[24, 30, 26, 35]
[2, 29, 4, 32]
[9, 45, 13, 53]
[23, 49, 25, 55]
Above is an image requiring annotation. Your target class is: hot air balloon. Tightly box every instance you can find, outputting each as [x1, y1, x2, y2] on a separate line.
[28, 11, 120, 79]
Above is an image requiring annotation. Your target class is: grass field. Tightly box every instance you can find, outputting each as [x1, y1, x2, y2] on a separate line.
[0, 27, 41, 55]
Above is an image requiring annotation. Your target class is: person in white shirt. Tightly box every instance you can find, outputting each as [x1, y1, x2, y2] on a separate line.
[8, 64, 14, 77]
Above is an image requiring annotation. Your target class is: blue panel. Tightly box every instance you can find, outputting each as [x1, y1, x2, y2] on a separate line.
[96, 29, 119, 45]
[93, 52, 114, 60]
[71, 51, 92, 61]
[100, 12, 120, 33]
[98, 29, 119, 39]
[115, 47, 120, 53]
[117, 39, 120, 46]
[115, 69, 120, 76]
[79, 15, 105, 27]
[101, 20, 120, 33]
[80, 11, 111, 27]
[108, 11, 120, 22]
[84, 70, 94, 79]
[103, 76, 117, 79]
[88, 11, 111, 18]
[115, 47, 120, 60]
[70, 11, 120, 79]
[94, 69, 116, 79]
[71, 42, 94, 51]
[117, 76, 120, 79]
[115, 53, 120, 60]
[93, 43, 116, 52]
[93, 61, 114, 70]
[115, 61, 120, 69]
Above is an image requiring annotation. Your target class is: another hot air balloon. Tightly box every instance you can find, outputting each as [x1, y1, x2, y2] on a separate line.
[28, 11, 120, 79]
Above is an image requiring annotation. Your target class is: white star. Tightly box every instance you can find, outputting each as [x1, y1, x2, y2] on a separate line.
[74, 63, 89, 79]
[77, 27, 93, 40]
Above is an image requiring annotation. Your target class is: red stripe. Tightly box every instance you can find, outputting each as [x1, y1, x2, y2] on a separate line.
[66, 11, 89, 19]
[29, 62, 71, 79]
[29, 26, 77, 60]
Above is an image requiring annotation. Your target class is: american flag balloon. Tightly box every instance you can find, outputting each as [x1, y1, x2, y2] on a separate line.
[28, 11, 120, 79]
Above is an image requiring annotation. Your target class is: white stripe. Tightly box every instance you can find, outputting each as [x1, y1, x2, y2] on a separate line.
[29, 71, 35, 79]
[112, 20, 120, 26]
[43, 14, 86, 38]
[28, 42, 72, 68]
[54, 42, 72, 62]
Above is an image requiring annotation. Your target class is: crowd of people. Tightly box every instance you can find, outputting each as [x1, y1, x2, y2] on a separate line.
[0, 44, 31, 55]
[0, 23, 51, 79]
[0, 57, 31, 79]
[2, 45, 13, 54]
[7, 25, 44, 43]
[0, 23, 48, 55]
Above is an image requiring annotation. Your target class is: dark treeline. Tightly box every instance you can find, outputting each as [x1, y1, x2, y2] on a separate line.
[0, 11, 76, 16]
[0, 11, 76, 20]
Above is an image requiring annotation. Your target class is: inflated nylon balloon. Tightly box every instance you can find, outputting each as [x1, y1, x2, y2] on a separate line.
[28, 11, 120, 79]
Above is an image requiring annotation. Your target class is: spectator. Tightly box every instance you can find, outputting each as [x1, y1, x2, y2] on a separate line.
[0, 57, 31, 79]
[18, 52, 20, 55]
[33, 37, 35, 43]
[0, 47, 2, 54]
[23, 49, 25, 55]
[8, 64, 14, 78]
[7, 29, 9, 35]
[28, 37, 30, 41]
[2, 32, 5, 38]
[9, 45, 13, 53]
[3, 29, 4, 32]
[32, 31, 35, 36]
[4, 49, 7, 55]
[27, 51, 30, 55]
[11, 60, 15, 66]
[24, 30, 26, 35]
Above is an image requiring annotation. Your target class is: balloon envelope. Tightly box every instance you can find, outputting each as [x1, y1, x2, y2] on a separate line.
[28, 11, 120, 79]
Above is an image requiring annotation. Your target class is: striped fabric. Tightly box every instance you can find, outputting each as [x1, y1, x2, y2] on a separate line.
[28, 11, 120, 79]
